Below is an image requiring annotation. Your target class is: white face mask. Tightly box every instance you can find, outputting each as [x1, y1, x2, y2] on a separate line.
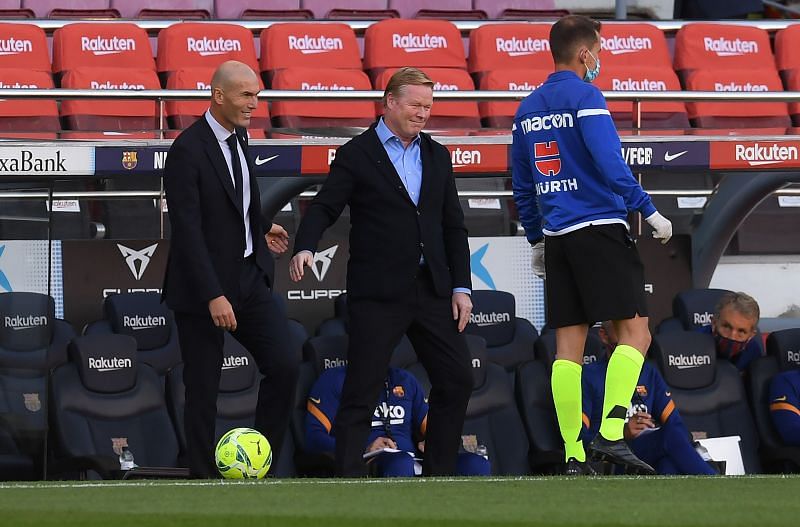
[583, 49, 600, 82]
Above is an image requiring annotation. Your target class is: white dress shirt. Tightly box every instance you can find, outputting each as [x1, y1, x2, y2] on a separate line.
[205, 110, 253, 257]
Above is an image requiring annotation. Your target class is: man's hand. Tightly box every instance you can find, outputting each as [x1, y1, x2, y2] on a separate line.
[289, 251, 314, 282]
[266, 223, 289, 254]
[452, 292, 472, 333]
[531, 240, 545, 278]
[645, 211, 673, 244]
[208, 295, 237, 331]
[623, 412, 656, 440]
[366, 436, 397, 453]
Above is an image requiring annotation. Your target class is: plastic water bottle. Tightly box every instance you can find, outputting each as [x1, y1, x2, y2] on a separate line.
[475, 444, 489, 461]
[119, 447, 135, 471]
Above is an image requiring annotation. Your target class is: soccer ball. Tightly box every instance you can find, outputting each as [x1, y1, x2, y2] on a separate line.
[215, 427, 272, 479]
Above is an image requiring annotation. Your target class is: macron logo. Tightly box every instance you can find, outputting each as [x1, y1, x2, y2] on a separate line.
[80, 36, 136, 56]
[392, 33, 448, 53]
[187, 37, 242, 56]
[601, 35, 653, 55]
[703, 37, 759, 57]
[0, 38, 33, 56]
[88, 356, 132, 372]
[668, 354, 711, 369]
[288, 35, 344, 54]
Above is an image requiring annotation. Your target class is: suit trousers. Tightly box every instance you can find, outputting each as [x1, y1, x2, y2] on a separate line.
[175, 257, 299, 478]
[334, 268, 474, 477]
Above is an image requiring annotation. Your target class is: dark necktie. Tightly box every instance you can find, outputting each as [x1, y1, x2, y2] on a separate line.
[225, 133, 244, 216]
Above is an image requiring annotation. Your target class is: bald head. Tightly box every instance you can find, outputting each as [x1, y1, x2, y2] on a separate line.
[211, 60, 258, 92]
[209, 60, 260, 132]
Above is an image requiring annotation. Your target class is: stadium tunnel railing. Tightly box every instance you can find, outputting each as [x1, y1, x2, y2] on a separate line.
[18, 18, 800, 34]
[4, 87, 800, 135]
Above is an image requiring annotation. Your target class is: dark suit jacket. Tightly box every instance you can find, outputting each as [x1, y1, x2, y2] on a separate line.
[162, 116, 274, 314]
[293, 122, 470, 300]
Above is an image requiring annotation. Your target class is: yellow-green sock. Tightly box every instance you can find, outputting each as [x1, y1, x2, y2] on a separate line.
[551, 359, 585, 462]
[599, 344, 645, 441]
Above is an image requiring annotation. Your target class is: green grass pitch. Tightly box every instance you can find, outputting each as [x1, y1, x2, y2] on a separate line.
[0, 476, 798, 527]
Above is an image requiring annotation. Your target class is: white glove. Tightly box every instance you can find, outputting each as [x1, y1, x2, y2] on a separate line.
[645, 211, 673, 244]
[531, 240, 545, 279]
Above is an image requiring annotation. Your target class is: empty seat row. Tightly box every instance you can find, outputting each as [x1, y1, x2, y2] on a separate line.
[0, 1, 563, 20]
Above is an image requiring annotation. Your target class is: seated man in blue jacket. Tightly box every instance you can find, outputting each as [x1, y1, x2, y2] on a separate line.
[581, 322, 717, 475]
[306, 365, 490, 477]
[769, 369, 800, 447]
[697, 291, 763, 372]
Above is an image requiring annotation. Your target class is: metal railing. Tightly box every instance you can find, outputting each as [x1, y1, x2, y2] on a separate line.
[3, 88, 800, 138]
[15, 18, 800, 34]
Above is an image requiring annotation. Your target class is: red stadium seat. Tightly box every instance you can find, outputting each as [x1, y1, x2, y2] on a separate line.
[674, 23, 776, 74]
[166, 66, 270, 131]
[363, 19, 466, 80]
[775, 24, 800, 76]
[48, 8, 120, 18]
[594, 65, 689, 129]
[374, 67, 480, 129]
[271, 67, 375, 128]
[157, 23, 259, 80]
[52, 23, 155, 75]
[109, 0, 212, 19]
[136, 9, 210, 19]
[0, 69, 59, 132]
[388, 0, 484, 19]
[683, 69, 790, 129]
[60, 67, 161, 131]
[259, 23, 361, 79]
[214, 0, 304, 19]
[478, 68, 549, 128]
[599, 23, 672, 70]
[0, 22, 50, 72]
[24, 0, 112, 17]
[786, 69, 800, 127]
[468, 24, 552, 81]
[303, 0, 395, 19]
[325, 8, 398, 19]
[414, 9, 487, 20]
[0, 10, 34, 19]
[473, 0, 557, 19]
[240, 9, 312, 19]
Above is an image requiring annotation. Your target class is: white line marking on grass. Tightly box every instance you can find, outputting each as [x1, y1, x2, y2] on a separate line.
[0, 474, 793, 490]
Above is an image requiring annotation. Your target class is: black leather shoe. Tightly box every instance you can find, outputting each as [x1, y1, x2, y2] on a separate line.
[565, 457, 597, 476]
[589, 435, 656, 475]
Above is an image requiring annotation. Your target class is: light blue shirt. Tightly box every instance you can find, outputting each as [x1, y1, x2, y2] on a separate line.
[375, 118, 470, 296]
[375, 117, 422, 206]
